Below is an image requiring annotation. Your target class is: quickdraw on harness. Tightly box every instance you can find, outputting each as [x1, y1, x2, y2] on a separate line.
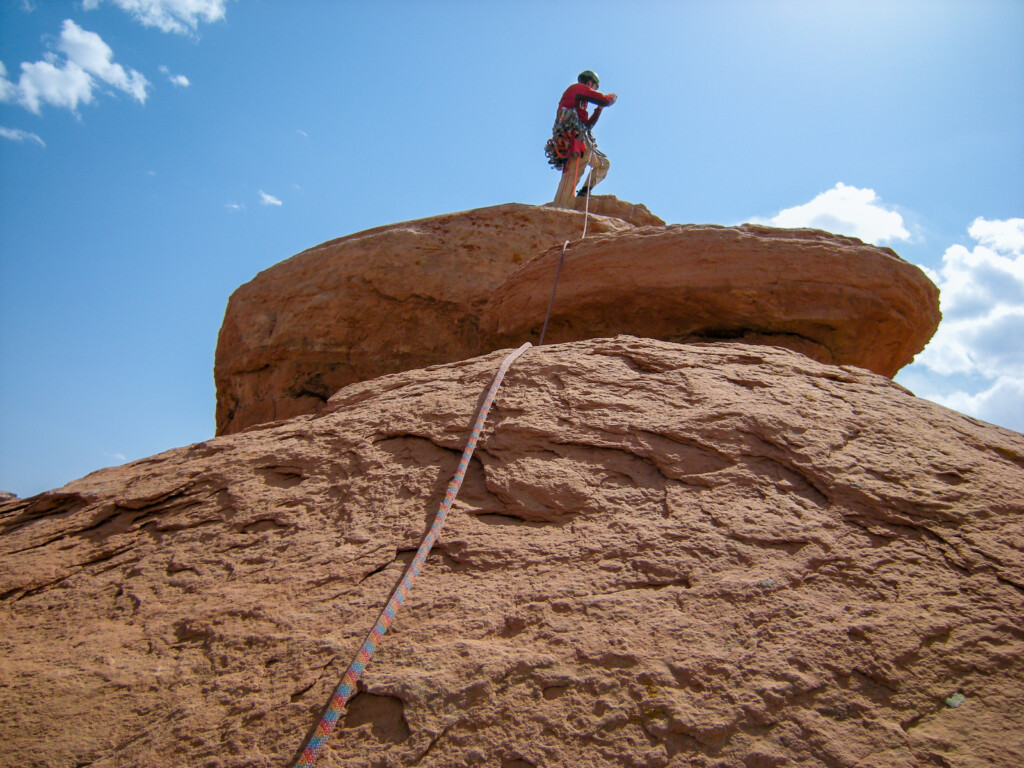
[544, 107, 595, 171]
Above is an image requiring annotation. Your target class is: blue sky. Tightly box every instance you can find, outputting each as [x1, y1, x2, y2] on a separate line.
[2, 0, 1022, 498]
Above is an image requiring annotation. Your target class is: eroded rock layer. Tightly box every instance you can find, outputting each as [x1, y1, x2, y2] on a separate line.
[214, 203, 939, 436]
[3, 337, 1021, 768]
[214, 203, 644, 436]
[484, 224, 940, 376]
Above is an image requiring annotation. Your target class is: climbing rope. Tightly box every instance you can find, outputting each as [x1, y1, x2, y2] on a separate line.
[582, 174, 592, 240]
[292, 341, 532, 767]
[540, 167, 592, 346]
[539, 240, 568, 347]
[292, 156, 592, 762]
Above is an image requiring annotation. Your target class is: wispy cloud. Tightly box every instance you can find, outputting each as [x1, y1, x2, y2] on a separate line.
[83, 0, 229, 35]
[750, 183, 910, 245]
[259, 190, 282, 207]
[225, 201, 245, 212]
[159, 65, 190, 87]
[0, 125, 45, 146]
[904, 217, 1024, 431]
[0, 20, 148, 115]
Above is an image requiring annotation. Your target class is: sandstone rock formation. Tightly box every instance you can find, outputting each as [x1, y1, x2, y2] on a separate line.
[3, 337, 1022, 768]
[559, 193, 668, 226]
[214, 203, 650, 436]
[484, 224, 939, 377]
[214, 200, 939, 436]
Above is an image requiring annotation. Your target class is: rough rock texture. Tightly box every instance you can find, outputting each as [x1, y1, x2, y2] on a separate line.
[3, 337, 1022, 768]
[215, 203, 939, 436]
[557, 193, 668, 227]
[214, 203, 640, 436]
[483, 225, 940, 377]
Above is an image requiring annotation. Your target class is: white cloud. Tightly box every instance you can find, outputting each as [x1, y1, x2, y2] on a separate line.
[159, 65, 190, 87]
[225, 201, 245, 212]
[917, 217, 1024, 374]
[259, 190, 282, 207]
[83, 0, 229, 35]
[4, 56, 94, 114]
[0, 125, 46, 147]
[904, 217, 1024, 432]
[969, 216, 1024, 254]
[750, 183, 910, 245]
[0, 20, 148, 115]
[0, 63, 13, 102]
[924, 376, 1024, 432]
[59, 20, 148, 102]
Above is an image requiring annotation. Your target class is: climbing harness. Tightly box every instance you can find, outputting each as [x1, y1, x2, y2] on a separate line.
[544, 107, 594, 171]
[291, 341, 532, 767]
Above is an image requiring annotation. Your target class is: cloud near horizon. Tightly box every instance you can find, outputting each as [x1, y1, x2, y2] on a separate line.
[910, 217, 1024, 430]
[751, 183, 910, 245]
[0, 20, 148, 115]
[83, 0, 229, 35]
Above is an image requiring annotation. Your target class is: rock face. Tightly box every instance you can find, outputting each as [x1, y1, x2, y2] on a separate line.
[484, 224, 940, 377]
[214, 202, 939, 436]
[3, 337, 1022, 768]
[560, 192, 668, 227]
[214, 203, 648, 436]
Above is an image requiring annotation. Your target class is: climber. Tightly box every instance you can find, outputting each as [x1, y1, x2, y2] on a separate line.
[546, 70, 617, 209]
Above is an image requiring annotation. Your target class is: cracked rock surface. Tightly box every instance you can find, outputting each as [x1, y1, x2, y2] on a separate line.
[2, 337, 1022, 767]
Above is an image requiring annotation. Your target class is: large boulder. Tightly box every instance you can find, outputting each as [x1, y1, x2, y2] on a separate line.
[3, 337, 1021, 768]
[215, 204, 939, 436]
[214, 203, 643, 436]
[484, 224, 940, 377]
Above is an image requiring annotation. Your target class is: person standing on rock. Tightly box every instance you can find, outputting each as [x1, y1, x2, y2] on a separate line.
[547, 70, 617, 209]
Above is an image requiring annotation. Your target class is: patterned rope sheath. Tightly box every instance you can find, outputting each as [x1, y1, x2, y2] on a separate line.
[293, 341, 533, 768]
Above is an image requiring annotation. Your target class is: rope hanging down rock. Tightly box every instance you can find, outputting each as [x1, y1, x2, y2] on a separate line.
[292, 341, 533, 768]
[540, 185, 592, 346]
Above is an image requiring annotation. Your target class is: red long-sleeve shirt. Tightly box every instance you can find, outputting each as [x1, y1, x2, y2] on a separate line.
[558, 82, 615, 127]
